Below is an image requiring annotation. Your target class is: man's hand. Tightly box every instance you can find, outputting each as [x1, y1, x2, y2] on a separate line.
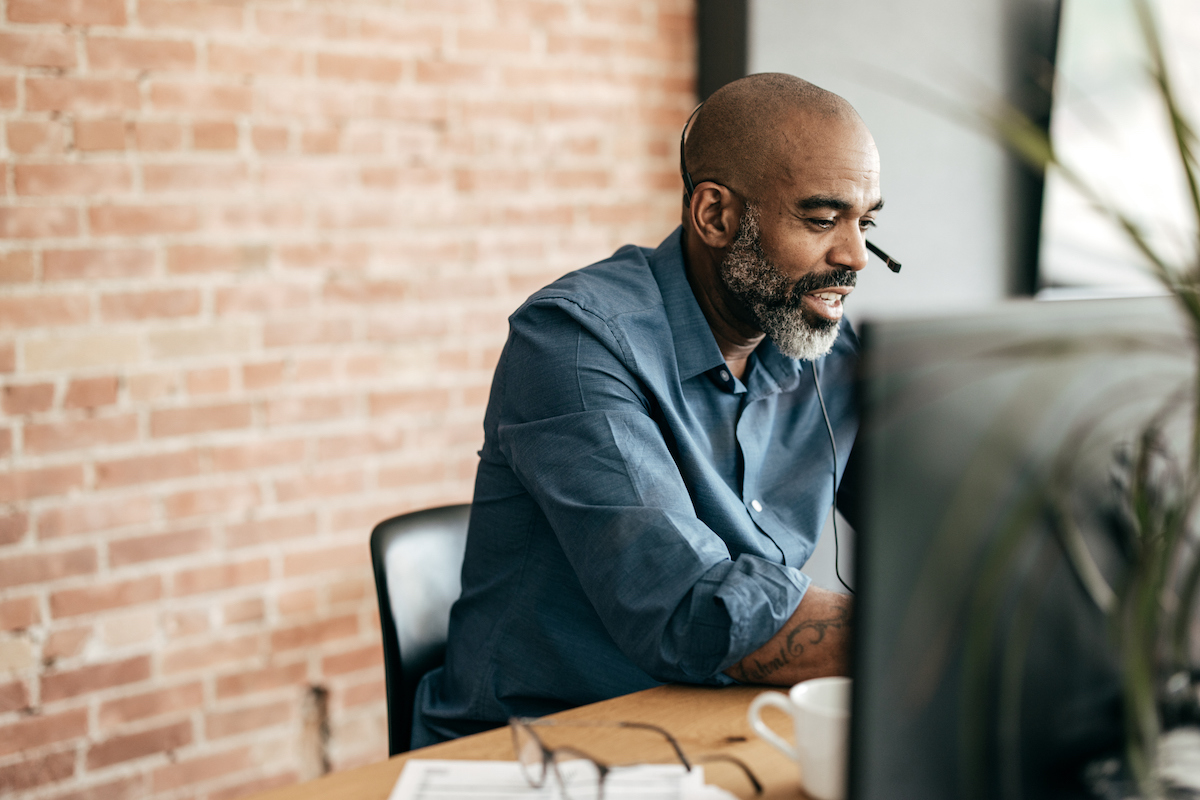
[724, 585, 852, 685]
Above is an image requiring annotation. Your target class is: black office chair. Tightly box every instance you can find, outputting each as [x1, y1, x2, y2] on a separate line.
[369, 503, 471, 755]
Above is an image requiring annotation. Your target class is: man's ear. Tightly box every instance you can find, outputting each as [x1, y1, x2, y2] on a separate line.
[687, 181, 743, 250]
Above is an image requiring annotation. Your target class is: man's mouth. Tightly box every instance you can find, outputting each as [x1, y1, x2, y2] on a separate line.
[801, 286, 852, 321]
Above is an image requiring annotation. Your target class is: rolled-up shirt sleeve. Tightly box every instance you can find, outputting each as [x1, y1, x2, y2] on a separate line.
[493, 299, 810, 683]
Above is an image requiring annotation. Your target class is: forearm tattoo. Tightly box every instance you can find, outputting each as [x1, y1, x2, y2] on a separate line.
[729, 602, 852, 684]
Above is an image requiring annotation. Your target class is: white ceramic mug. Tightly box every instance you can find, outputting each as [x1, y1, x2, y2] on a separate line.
[747, 676, 851, 800]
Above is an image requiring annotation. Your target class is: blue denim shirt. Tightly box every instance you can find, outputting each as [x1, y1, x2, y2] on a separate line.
[413, 227, 859, 745]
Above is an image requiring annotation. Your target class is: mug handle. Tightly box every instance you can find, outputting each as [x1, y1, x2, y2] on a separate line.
[748, 691, 799, 761]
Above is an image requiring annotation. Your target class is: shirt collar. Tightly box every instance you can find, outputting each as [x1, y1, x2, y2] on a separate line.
[648, 227, 802, 391]
[648, 227, 728, 381]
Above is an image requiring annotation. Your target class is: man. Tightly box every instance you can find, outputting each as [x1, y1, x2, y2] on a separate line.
[413, 73, 885, 746]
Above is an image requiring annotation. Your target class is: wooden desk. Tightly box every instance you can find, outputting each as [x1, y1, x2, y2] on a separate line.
[248, 685, 801, 800]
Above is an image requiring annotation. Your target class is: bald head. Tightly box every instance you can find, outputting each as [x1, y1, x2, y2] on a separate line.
[684, 73, 864, 204]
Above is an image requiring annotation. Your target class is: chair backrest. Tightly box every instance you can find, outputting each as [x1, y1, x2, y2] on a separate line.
[369, 503, 471, 755]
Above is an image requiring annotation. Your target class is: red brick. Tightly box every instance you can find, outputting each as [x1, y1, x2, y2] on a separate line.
[0, 709, 88, 757]
[167, 244, 268, 274]
[186, 366, 230, 394]
[0, 679, 29, 713]
[138, 0, 244, 30]
[278, 588, 317, 617]
[162, 634, 258, 674]
[47, 776, 144, 800]
[152, 747, 251, 792]
[44, 627, 90, 661]
[87, 720, 192, 769]
[0, 295, 89, 329]
[144, 162, 250, 193]
[0, 596, 38, 631]
[457, 27, 532, 53]
[38, 496, 155, 538]
[240, 361, 285, 390]
[215, 662, 307, 699]
[0, 750, 74, 792]
[7, 120, 67, 155]
[225, 514, 317, 548]
[96, 450, 201, 489]
[266, 395, 356, 427]
[15, 164, 133, 197]
[282, 544, 367, 577]
[207, 772, 296, 800]
[370, 388, 451, 415]
[87, 37, 197, 71]
[277, 241, 369, 270]
[0, 251, 35, 283]
[165, 609, 208, 639]
[134, 120, 184, 150]
[8, 0, 124, 23]
[42, 655, 152, 703]
[275, 471, 363, 504]
[164, 483, 260, 519]
[208, 439, 305, 471]
[316, 53, 404, 83]
[193, 120, 239, 149]
[172, 558, 269, 596]
[26, 78, 140, 113]
[99, 682, 203, 729]
[3, 382, 55, 414]
[24, 415, 138, 455]
[88, 205, 201, 236]
[63, 375, 119, 409]
[323, 279, 408, 304]
[205, 699, 290, 739]
[0, 464, 85, 503]
[50, 576, 162, 618]
[110, 528, 211, 566]
[322, 644, 383, 677]
[215, 284, 310, 315]
[255, 8, 354, 38]
[43, 248, 155, 281]
[74, 118, 126, 151]
[416, 59, 486, 85]
[251, 126, 289, 152]
[342, 676, 386, 707]
[149, 82, 251, 113]
[316, 430, 402, 460]
[0, 511, 27, 546]
[0, 77, 15, 110]
[151, 403, 252, 438]
[210, 43, 305, 77]
[0, 32, 76, 68]
[101, 289, 201, 320]
[223, 597, 264, 625]
[0, 207, 79, 238]
[0, 547, 96, 589]
[0, 428, 9, 459]
[263, 319, 354, 347]
[271, 614, 358, 651]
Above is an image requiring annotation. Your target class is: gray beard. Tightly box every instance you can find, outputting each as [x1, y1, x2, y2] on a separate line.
[718, 205, 854, 361]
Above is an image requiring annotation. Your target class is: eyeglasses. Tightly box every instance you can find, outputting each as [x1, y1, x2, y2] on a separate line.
[679, 101, 903, 274]
[510, 717, 763, 800]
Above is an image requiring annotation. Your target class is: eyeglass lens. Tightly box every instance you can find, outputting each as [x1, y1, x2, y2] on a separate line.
[552, 756, 604, 800]
[513, 723, 548, 788]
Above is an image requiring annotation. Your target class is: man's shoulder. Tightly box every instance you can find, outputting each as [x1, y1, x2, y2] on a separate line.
[517, 243, 665, 325]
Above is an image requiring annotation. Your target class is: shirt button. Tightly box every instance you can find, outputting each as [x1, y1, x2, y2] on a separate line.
[751, 499, 763, 512]
[719, 370, 730, 381]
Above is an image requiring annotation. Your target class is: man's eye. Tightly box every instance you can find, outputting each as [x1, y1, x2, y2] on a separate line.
[860, 219, 877, 230]
[809, 218, 835, 229]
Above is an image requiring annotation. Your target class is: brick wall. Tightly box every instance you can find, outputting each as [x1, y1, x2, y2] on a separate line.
[0, 1, 694, 797]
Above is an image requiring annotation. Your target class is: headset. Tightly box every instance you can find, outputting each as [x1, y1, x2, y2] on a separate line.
[679, 101, 904, 594]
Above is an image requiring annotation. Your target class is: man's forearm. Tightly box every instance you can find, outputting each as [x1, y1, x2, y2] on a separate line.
[724, 585, 852, 685]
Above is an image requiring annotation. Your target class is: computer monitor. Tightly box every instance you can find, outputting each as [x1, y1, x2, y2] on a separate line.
[848, 295, 1192, 799]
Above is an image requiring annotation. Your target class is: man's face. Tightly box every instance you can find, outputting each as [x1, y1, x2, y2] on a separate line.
[718, 113, 882, 360]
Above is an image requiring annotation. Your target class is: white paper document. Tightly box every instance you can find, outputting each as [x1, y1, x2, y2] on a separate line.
[388, 759, 725, 800]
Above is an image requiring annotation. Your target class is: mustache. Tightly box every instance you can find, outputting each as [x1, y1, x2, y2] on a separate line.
[789, 268, 857, 300]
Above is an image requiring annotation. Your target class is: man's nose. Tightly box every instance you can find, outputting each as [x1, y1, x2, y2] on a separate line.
[831, 226, 870, 272]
